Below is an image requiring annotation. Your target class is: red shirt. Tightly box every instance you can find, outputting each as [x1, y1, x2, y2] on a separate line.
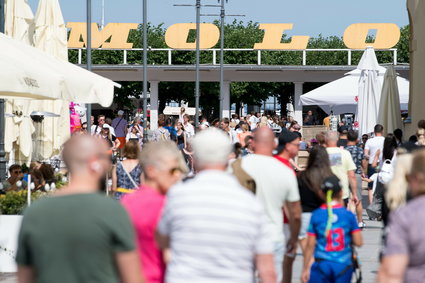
[121, 186, 166, 283]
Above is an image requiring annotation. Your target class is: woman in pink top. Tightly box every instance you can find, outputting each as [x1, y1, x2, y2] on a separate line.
[121, 141, 187, 283]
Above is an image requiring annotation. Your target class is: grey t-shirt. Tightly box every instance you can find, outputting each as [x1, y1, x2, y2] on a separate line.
[384, 195, 425, 283]
[16, 193, 135, 283]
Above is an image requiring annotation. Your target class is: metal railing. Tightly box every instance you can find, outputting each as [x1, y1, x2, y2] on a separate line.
[70, 48, 398, 66]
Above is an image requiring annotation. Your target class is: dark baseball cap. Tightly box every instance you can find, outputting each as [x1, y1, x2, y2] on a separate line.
[338, 125, 349, 134]
[276, 129, 299, 153]
[320, 175, 342, 193]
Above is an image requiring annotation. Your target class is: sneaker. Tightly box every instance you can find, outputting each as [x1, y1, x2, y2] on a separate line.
[358, 222, 366, 229]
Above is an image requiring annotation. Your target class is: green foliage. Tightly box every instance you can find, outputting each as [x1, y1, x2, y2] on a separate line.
[0, 191, 45, 215]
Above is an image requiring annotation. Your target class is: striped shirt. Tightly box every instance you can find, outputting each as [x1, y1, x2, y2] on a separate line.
[157, 170, 273, 283]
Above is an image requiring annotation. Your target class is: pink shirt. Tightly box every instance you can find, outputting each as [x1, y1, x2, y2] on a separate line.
[121, 186, 166, 283]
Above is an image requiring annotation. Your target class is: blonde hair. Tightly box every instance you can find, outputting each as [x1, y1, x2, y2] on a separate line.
[241, 123, 249, 132]
[417, 128, 425, 146]
[385, 151, 412, 211]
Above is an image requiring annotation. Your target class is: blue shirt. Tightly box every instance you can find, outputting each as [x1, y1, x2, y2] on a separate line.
[307, 204, 360, 264]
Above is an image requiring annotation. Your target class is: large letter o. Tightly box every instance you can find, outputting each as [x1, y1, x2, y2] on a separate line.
[165, 23, 220, 49]
[343, 23, 400, 49]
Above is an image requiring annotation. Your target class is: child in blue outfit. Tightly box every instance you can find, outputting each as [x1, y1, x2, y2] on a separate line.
[301, 175, 363, 283]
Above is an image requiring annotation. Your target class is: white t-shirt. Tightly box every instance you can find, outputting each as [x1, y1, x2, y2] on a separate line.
[365, 136, 385, 165]
[249, 116, 259, 130]
[90, 124, 116, 137]
[241, 154, 300, 242]
[184, 122, 195, 138]
[158, 170, 273, 283]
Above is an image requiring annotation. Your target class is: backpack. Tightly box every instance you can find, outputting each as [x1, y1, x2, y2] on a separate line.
[231, 159, 256, 194]
[378, 159, 393, 184]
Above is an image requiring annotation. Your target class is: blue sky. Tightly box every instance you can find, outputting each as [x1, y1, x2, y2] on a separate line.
[28, 0, 409, 37]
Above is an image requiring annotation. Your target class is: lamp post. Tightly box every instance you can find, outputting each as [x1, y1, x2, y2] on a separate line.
[101, 0, 105, 29]
[194, 0, 201, 127]
[142, 0, 148, 142]
[200, 1, 243, 119]
[0, 0, 6, 181]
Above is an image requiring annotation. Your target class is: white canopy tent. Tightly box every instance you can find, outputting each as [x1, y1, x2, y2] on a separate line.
[299, 67, 410, 115]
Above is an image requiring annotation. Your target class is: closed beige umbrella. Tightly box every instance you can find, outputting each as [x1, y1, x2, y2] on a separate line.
[3, 0, 68, 164]
[4, 0, 34, 164]
[33, 0, 70, 160]
[4, 0, 34, 45]
[377, 66, 403, 134]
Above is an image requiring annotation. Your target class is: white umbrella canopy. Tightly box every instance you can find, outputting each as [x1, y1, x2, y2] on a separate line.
[0, 37, 65, 100]
[357, 47, 382, 135]
[378, 66, 403, 134]
[299, 68, 409, 115]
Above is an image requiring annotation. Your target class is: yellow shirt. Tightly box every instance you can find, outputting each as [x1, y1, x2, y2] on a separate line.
[323, 116, 331, 127]
[326, 147, 357, 199]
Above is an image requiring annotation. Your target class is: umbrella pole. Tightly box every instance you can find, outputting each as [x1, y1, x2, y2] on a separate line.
[0, 0, 7, 181]
[86, 0, 92, 130]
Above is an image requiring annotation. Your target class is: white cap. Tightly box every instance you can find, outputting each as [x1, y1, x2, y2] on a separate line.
[191, 128, 232, 166]
[117, 110, 124, 115]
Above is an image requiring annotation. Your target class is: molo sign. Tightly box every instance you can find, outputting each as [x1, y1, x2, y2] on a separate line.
[67, 22, 400, 50]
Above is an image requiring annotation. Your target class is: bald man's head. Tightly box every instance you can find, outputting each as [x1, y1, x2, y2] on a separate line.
[253, 127, 276, 156]
[325, 131, 339, 147]
[62, 135, 111, 175]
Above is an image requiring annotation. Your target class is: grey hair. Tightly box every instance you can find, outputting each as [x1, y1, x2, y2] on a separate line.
[191, 128, 232, 167]
[325, 131, 339, 143]
[139, 141, 187, 173]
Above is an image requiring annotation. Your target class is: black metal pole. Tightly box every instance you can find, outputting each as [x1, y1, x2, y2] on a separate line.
[142, 0, 148, 142]
[194, 0, 200, 128]
[219, 0, 225, 119]
[86, 0, 92, 130]
[0, 0, 6, 181]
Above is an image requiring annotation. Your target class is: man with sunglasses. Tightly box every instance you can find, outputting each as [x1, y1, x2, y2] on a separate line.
[91, 115, 106, 136]
[1, 164, 27, 192]
[16, 135, 143, 283]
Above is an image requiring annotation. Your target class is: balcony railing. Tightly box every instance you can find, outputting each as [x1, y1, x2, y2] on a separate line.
[69, 48, 398, 66]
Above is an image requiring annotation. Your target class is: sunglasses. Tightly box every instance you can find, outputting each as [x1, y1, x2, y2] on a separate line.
[168, 167, 182, 175]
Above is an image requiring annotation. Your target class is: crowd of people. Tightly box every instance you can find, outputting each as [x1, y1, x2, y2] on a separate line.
[12, 108, 425, 283]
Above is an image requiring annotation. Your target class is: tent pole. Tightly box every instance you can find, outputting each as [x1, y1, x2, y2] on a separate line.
[0, 0, 6, 181]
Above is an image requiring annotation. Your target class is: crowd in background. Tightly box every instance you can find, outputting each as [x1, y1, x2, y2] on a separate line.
[11, 106, 425, 283]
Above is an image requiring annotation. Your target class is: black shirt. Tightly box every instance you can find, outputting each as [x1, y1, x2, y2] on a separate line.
[337, 138, 348, 148]
[297, 176, 323, 213]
